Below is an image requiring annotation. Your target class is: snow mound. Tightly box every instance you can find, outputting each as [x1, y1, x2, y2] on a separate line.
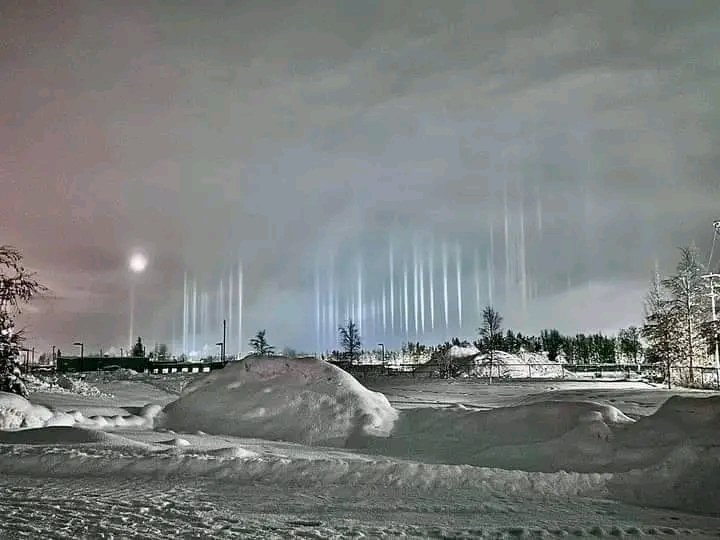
[24, 374, 113, 398]
[0, 392, 54, 429]
[158, 356, 399, 446]
[448, 345, 480, 358]
[0, 426, 125, 445]
[358, 399, 633, 471]
[472, 351, 571, 379]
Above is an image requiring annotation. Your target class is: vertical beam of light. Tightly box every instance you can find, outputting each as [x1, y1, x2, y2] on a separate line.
[520, 203, 528, 318]
[413, 241, 419, 335]
[382, 283, 387, 335]
[192, 278, 198, 354]
[389, 243, 395, 332]
[442, 241, 449, 329]
[183, 271, 188, 354]
[456, 242, 463, 329]
[403, 258, 409, 337]
[329, 253, 335, 351]
[419, 244, 425, 335]
[218, 277, 224, 354]
[357, 255, 363, 327]
[504, 178, 511, 304]
[238, 259, 243, 357]
[429, 243, 435, 330]
[228, 270, 234, 354]
[489, 216, 495, 306]
[315, 262, 320, 353]
[474, 248, 481, 322]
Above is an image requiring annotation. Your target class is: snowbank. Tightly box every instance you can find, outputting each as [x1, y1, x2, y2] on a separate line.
[0, 392, 159, 431]
[0, 392, 54, 429]
[471, 351, 572, 379]
[358, 399, 633, 471]
[158, 356, 398, 446]
[24, 373, 113, 398]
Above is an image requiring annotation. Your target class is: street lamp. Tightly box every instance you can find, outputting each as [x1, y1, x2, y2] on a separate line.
[128, 251, 148, 349]
[73, 342, 84, 371]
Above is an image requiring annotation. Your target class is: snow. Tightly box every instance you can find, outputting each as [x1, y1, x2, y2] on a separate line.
[158, 356, 398, 446]
[1, 360, 720, 536]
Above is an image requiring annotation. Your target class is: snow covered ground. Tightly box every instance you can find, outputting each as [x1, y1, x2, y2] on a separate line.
[1, 359, 720, 538]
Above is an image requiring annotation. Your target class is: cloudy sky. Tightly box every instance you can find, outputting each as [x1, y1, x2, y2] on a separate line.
[2, 0, 719, 354]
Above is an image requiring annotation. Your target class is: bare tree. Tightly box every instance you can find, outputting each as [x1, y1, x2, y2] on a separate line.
[338, 320, 361, 364]
[478, 306, 503, 381]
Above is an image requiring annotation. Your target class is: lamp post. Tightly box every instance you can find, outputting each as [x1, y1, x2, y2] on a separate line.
[73, 341, 84, 371]
[128, 252, 148, 349]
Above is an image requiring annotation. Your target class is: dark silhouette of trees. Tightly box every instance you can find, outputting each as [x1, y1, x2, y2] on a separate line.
[338, 320, 362, 364]
[249, 330, 275, 356]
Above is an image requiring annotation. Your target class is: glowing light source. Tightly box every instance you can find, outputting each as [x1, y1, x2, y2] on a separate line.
[129, 252, 148, 273]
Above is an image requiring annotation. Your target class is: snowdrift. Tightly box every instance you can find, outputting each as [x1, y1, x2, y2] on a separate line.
[471, 350, 572, 379]
[158, 356, 398, 446]
[0, 392, 158, 431]
[358, 399, 634, 471]
[0, 392, 55, 429]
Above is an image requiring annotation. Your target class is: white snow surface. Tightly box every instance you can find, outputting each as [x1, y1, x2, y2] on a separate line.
[2, 360, 720, 536]
[157, 356, 398, 446]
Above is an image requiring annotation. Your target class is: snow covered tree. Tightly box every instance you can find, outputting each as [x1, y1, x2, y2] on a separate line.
[338, 320, 361, 364]
[662, 246, 709, 383]
[1, 245, 46, 370]
[249, 330, 275, 356]
[642, 269, 683, 387]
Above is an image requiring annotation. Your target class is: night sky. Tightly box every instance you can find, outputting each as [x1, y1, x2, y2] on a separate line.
[2, 1, 719, 354]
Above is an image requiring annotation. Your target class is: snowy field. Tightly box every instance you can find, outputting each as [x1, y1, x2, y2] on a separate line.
[1, 359, 720, 539]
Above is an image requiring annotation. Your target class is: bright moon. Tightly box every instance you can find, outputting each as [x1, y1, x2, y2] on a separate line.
[128, 252, 148, 273]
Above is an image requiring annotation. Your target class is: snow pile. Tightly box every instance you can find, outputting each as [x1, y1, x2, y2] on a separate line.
[0, 392, 159, 431]
[24, 373, 113, 398]
[471, 350, 572, 379]
[448, 345, 480, 358]
[158, 356, 399, 446]
[608, 396, 720, 514]
[0, 392, 54, 429]
[358, 399, 634, 471]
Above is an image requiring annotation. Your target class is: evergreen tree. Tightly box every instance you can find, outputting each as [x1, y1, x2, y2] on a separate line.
[249, 330, 275, 356]
[0, 246, 46, 369]
[540, 329, 563, 362]
[131, 337, 145, 357]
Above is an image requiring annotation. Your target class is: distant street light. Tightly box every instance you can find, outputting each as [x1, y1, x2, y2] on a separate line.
[128, 251, 148, 349]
